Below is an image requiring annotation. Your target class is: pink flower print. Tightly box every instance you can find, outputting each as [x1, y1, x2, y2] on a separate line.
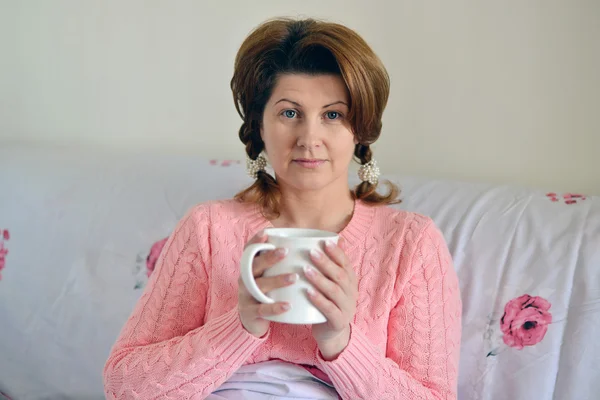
[222, 160, 241, 166]
[2, 230, 9, 240]
[0, 243, 8, 281]
[563, 193, 587, 204]
[500, 294, 552, 350]
[209, 159, 242, 167]
[546, 192, 587, 205]
[546, 193, 558, 202]
[146, 237, 168, 277]
[563, 193, 585, 199]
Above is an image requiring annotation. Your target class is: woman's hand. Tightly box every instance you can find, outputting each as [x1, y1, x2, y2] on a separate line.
[304, 237, 358, 360]
[238, 231, 297, 338]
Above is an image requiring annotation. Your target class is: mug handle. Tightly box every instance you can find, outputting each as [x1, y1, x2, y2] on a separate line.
[240, 243, 277, 304]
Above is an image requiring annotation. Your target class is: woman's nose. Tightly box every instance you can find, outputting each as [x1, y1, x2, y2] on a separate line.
[295, 120, 323, 149]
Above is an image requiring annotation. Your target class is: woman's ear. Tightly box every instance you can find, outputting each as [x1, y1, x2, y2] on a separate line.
[259, 119, 265, 142]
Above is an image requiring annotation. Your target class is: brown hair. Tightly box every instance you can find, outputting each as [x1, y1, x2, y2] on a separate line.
[231, 17, 400, 217]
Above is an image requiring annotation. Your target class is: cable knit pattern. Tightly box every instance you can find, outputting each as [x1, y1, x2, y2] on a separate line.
[103, 199, 461, 399]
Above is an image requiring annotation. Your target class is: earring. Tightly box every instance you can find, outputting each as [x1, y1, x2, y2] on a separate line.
[358, 159, 380, 185]
[246, 153, 267, 179]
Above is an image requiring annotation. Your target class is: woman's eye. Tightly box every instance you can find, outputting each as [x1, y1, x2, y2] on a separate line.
[326, 111, 340, 120]
[283, 110, 297, 119]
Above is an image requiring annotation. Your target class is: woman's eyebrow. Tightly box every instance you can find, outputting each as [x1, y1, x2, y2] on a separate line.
[274, 98, 302, 107]
[322, 101, 348, 108]
[274, 99, 349, 108]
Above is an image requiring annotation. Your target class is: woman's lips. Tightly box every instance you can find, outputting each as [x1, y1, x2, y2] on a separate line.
[292, 159, 326, 168]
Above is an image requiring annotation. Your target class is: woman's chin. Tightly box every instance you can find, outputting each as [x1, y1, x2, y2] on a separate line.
[282, 175, 347, 193]
[280, 176, 329, 192]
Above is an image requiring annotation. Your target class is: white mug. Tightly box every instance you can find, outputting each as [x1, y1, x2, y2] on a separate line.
[240, 228, 339, 324]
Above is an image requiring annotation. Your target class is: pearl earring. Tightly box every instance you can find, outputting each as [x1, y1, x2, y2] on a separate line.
[358, 159, 380, 185]
[246, 153, 267, 179]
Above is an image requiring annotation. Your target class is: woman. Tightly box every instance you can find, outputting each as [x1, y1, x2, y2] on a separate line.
[104, 18, 461, 399]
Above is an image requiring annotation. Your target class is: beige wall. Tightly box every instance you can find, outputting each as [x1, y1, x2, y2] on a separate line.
[1, 0, 598, 194]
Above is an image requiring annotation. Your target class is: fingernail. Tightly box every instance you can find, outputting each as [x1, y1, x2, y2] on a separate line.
[276, 248, 288, 257]
[303, 265, 315, 277]
[325, 240, 335, 249]
[281, 303, 291, 311]
[307, 287, 316, 297]
[310, 249, 322, 259]
[286, 273, 298, 283]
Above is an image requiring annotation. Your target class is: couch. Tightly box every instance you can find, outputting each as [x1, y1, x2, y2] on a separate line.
[1, 144, 598, 399]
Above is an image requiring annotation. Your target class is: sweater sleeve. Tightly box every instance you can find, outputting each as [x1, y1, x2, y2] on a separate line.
[316, 221, 462, 400]
[103, 205, 267, 399]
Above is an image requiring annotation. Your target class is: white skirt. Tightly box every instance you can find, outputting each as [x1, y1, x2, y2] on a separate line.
[207, 360, 339, 400]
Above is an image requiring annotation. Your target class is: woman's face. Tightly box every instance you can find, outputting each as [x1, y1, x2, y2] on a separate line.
[260, 73, 357, 194]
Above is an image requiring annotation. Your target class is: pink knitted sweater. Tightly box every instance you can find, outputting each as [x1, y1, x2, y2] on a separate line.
[103, 200, 462, 399]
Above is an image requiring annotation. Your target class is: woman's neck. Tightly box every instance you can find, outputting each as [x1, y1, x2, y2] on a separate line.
[271, 186, 356, 233]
